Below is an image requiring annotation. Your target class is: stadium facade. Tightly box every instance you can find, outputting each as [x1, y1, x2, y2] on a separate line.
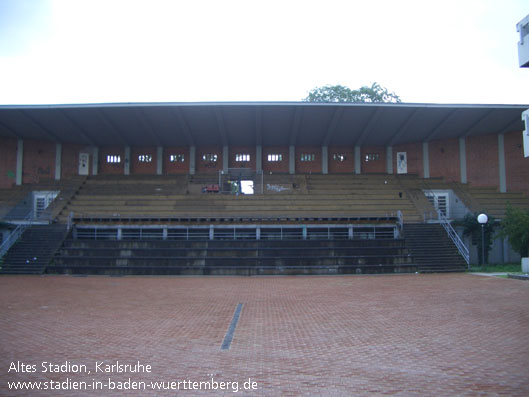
[0, 102, 528, 274]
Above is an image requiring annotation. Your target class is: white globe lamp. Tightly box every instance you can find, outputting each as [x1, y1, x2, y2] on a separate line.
[477, 213, 488, 266]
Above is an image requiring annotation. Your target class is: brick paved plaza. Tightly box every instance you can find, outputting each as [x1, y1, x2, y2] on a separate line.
[1, 274, 528, 396]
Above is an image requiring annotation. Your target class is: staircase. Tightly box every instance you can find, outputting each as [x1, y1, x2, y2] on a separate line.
[404, 224, 468, 272]
[0, 224, 69, 274]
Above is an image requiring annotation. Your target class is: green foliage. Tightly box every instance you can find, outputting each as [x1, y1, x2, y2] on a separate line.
[460, 212, 496, 265]
[469, 263, 522, 273]
[498, 204, 529, 257]
[304, 83, 401, 103]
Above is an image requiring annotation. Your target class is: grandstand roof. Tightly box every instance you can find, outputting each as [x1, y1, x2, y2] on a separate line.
[0, 102, 527, 147]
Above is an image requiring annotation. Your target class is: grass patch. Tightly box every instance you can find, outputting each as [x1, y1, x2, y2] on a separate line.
[469, 263, 522, 273]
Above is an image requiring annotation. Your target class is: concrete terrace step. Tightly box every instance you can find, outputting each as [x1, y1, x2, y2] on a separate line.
[49, 238, 416, 276]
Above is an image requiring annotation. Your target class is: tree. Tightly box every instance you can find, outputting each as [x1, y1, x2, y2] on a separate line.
[304, 82, 401, 103]
[498, 204, 529, 258]
[460, 212, 496, 265]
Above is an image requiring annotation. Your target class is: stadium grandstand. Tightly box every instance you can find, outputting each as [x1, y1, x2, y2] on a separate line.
[0, 101, 528, 275]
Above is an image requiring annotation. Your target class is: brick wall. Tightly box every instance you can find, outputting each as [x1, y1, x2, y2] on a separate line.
[3, 138, 527, 196]
[131, 147, 157, 175]
[262, 146, 289, 173]
[361, 146, 385, 173]
[504, 130, 529, 195]
[429, 138, 460, 182]
[62, 143, 91, 178]
[22, 140, 55, 184]
[229, 146, 256, 170]
[99, 146, 125, 175]
[164, 146, 189, 174]
[328, 146, 354, 173]
[196, 146, 222, 174]
[0, 137, 17, 188]
[392, 142, 423, 177]
[295, 146, 321, 174]
[466, 134, 499, 188]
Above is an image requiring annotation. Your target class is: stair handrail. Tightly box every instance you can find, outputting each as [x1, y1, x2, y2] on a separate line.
[437, 209, 470, 266]
[396, 210, 404, 237]
[67, 211, 74, 231]
[421, 179, 470, 267]
[38, 190, 61, 221]
[0, 212, 34, 258]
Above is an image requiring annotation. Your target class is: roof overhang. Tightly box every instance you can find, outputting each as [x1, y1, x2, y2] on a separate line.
[0, 102, 527, 147]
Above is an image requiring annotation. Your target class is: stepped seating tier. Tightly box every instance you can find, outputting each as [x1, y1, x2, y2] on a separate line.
[396, 175, 529, 221]
[58, 174, 423, 224]
[50, 238, 416, 276]
[458, 186, 529, 218]
[1, 176, 87, 221]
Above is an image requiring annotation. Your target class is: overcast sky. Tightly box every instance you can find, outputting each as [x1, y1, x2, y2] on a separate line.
[0, 0, 528, 105]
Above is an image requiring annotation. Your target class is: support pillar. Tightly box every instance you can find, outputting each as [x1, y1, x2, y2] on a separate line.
[386, 146, 393, 174]
[222, 146, 229, 172]
[422, 142, 430, 178]
[156, 146, 163, 175]
[322, 146, 328, 174]
[354, 145, 361, 174]
[92, 147, 99, 176]
[55, 143, 62, 181]
[189, 146, 196, 175]
[459, 137, 467, 184]
[256, 145, 262, 172]
[124, 146, 131, 175]
[498, 133, 506, 193]
[16, 139, 23, 185]
[289, 145, 295, 174]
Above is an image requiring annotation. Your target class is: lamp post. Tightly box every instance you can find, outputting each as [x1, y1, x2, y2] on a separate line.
[477, 213, 488, 266]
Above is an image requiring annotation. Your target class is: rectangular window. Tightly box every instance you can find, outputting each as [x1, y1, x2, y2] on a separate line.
[170, 154, 185, 162]
[364, 153, 380, 162]
[235, 153, 251, 162]
[267, 154, 283, 162]
[300, 153, 315, 162]
[202, 153, 218, 162]
[106, 155, 121, 163]
[333, 154, 346, 162]
[138, 154, 152, 162]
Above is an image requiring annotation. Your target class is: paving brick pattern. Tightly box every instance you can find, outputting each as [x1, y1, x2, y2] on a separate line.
[0, 274, 528, 396]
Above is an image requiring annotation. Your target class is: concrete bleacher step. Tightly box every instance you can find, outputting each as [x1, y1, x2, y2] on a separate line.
[60, 173, 424, 224]
[49, 238, 416, 276]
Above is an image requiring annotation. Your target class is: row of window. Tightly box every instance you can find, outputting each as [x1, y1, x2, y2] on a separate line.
[106, 153, 381, 164]
[107, 154, 186, 164]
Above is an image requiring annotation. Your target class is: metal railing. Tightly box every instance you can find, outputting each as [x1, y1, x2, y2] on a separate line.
[36, 190, 60, 221]
[73, 224, 398, 241]
[0, 212, 34, 258]
[437, 209, 470, 266]
[421, 180, 470, 266]
[396, 210, 404, 237]
[1, 191, 62, 259]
